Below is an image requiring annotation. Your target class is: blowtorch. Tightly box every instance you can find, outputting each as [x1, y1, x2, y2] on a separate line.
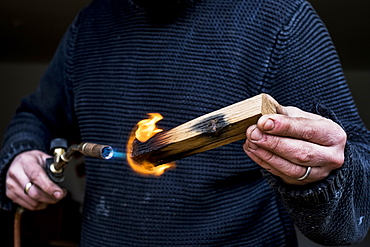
[45, 138, 114, 183]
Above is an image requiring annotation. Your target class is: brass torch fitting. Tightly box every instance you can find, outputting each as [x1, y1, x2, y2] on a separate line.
[50, 147, 68, 173]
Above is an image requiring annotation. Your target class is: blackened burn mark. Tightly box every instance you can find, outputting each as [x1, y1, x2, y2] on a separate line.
[191, 114, 229, 136]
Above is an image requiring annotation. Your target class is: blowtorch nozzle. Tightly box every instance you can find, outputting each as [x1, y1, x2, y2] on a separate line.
[77, 142, 114, 160]
[102, 146, 114, 159]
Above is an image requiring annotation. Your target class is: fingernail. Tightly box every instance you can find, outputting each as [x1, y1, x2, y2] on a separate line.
[248, 142, 259, 150]
[54, 191, 62, 199]
[250, 127, 263, 141]
[263, 118, 275, 131]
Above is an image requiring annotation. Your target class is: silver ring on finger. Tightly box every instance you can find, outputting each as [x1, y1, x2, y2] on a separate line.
[295, 166, 312, 181]
[24, 182, 34, 195]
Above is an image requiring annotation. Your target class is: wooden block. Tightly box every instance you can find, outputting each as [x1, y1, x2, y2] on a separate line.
[131, 93, 279, 165]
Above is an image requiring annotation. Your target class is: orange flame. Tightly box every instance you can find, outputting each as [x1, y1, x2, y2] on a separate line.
[135, 113, 164, 142]
[126, 113, 175, 176]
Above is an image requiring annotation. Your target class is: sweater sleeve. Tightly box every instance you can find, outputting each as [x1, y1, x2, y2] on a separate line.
[0, 10, 84, 211]
[262, 1, 370, 245]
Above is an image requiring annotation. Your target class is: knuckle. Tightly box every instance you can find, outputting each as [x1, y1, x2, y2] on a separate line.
[264, 151, 276, 164]
[14, 152, 30, 164]
[331, 153, 345, 168]
[336, 131, 347, 147]
[325, 121, 347, 146]
[324, 148, 345, 169]
[6, 168, 17, 179]
[295, 145, 313, 164]
[279, 121, 292, 137]
[288, 165, 303, 178]
[284, 106, 300, 117]
[5, 180, 15, 191]
[326, 133, 341, 146]
[43, 183, 55, 194]
[301, 125, 315, 141]
[31, 191, 42, 201]
[28, 170, 41, 181]
[267, 136, 281, 150]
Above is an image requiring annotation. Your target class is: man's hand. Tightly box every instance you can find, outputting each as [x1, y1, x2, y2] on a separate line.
[6, 150, 67, 210]
[243, 106, 347, 185]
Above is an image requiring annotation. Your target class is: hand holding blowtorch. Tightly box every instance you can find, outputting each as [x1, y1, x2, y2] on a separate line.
[6, 138, 113, 211]
[8, 138, 113, 247]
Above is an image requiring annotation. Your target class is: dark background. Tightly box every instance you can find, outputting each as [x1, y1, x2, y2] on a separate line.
[0, 1, 369, 246]
[0, 0, 369, 68]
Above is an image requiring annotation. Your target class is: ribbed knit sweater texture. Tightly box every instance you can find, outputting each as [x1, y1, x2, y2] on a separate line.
[1, 0, 370, 246]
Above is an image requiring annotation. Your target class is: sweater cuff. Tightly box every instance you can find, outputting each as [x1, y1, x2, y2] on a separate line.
[0, 140, 47, 210]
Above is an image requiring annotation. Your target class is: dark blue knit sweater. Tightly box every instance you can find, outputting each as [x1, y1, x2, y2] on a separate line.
[2, 0, 370, 246]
